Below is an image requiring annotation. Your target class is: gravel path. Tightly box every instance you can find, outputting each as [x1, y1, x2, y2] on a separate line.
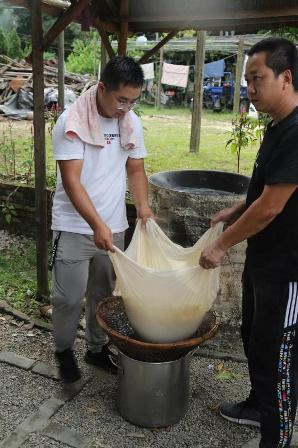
[0, 305, 260, 448]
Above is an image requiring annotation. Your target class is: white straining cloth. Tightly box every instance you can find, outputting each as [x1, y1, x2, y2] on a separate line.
[109, 219, 223, 343]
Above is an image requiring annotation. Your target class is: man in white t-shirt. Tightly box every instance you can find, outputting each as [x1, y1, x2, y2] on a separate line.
[51, 56, 154, 383]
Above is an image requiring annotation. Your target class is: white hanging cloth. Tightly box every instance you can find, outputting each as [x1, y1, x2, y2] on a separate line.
[141, 62, 155, 80]
[241, 54, 249, 87]
[109, 219, 223, 343]
[161, 62, 190, 88]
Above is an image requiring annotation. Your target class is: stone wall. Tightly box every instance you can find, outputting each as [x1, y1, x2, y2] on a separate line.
[0, 182, 137, 246]
[149, 183, 247, 327]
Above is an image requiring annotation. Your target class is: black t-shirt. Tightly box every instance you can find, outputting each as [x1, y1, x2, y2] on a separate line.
[245, 106, 298, 281]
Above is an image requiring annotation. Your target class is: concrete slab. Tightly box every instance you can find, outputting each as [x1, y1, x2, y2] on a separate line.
[0, 351, 35, 370]
[42, 422, 91, 448]
[32, 361, 60, 380]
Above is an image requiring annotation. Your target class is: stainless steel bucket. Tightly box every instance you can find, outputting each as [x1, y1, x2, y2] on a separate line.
[117, 350, 191, 427]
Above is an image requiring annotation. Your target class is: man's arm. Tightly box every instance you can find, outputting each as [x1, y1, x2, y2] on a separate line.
[126, 157, 154, 225]
[211, 200, 246, 226]
[200, 183, 298, 269]
[58, 159, 114, 251]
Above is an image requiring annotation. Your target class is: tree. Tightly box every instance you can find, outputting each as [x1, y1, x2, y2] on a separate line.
[66, 32, 101, 75]
[226, 113, 256, 173]
[7, 28, 23, 59]
[0, 28, 8, 55]
[270, 27, 298, 42]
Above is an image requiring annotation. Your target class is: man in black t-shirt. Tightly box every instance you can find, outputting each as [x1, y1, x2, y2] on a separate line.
[200, 38, 298, 448]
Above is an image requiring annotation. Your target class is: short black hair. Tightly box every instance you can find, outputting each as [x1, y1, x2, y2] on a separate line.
[248, 37, 298, 91]
[100, 56, 144, 91]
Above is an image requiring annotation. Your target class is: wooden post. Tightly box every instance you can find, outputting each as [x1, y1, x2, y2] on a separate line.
[58, 31, 65, 111]
[118, 0, 129, 56]
[31, 0, 48, 301]
[156, 46, 164, 109]
[233, 36, 245, 115]
[189, 30, 206, 153]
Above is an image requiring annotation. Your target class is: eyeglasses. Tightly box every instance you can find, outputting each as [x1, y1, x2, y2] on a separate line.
[115, 98, 140, 111]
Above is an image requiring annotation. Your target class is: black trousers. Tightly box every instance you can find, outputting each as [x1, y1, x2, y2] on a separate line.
[242, 268, 298, 448]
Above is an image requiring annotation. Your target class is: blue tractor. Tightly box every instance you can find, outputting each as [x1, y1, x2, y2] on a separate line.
[203, 72, 249, 112]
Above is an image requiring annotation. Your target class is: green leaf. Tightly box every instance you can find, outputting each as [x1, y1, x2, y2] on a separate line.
[215, 370, 235, 380]
[230, 142, 238, 153]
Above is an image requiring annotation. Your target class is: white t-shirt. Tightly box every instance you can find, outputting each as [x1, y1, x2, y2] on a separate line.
[51, 109, 147, 234]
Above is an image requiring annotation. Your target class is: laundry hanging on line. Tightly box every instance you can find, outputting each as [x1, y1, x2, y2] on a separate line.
[161, 62, 190, 88]
[160, 58, 228, 88]
[203, 59, 226, 78]
[241, 55, 249, 87]
[141, 62, 155, 80]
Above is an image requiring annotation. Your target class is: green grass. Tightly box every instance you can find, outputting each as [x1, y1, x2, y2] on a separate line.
[141, 105, 258, 176]
[0, 105, 258, 185]
[0, 237, 39, 314]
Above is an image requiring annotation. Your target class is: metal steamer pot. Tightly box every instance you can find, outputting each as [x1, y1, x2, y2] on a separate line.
[117, 350, 192, 428]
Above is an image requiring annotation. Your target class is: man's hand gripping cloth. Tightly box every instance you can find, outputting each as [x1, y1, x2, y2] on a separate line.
[64, 83, 137, 150]
[109, 219, 224, 343]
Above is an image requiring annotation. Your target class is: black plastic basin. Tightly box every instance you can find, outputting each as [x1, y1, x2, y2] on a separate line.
[149, 170, 250, 195]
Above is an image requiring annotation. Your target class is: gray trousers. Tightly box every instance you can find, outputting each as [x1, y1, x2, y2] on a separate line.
[50, 231, 125, 353]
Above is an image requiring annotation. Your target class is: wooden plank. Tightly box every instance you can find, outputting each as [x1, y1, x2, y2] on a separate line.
[31, 0, 49, 301]
[93, 18, 116, 60]
[233, 36, 245, 115]
[118, 0, 129, 56]
[138, 31, 178, 64]
[189, 31, 206, 153]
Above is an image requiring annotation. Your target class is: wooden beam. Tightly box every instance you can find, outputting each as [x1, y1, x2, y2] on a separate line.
[233, 36, 245, 115]
[189, 31, 206, 153]
[100, 38, 109, 76]
[58, 31, 65, 111]
[118, 0, 129, 56]
[41, 0, 90, 52]
[97, 19, 122, 34]
[93, 18, 116, 60]
[31, 0, 48, 301]
[138, 31, 178, 64]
